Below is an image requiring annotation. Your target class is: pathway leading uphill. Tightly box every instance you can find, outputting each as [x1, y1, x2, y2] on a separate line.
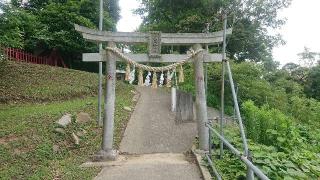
[94, 87, 203, 180]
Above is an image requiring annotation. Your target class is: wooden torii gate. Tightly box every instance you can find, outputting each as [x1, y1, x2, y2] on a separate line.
[75, 24, 232, 160]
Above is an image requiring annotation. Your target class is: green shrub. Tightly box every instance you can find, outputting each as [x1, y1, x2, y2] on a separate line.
[242, 100, 292, 148]
[209, 124, 320, 179]
[181, 62, 289, 113]
[289, 96, 320, 126]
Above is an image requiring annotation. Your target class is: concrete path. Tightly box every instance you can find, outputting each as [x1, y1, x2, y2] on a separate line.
[94, 153, 202, 180]
[94, 87, 206, 180]
[120, 87, 197, 154]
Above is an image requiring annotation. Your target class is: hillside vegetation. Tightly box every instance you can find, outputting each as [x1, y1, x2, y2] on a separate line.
[180, 61, 320, 178]
[0, 61, 99, 103]
[0, 61, 135, 179]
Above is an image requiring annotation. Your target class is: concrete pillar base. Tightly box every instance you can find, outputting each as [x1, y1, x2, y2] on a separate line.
[93, 149, 118, 161]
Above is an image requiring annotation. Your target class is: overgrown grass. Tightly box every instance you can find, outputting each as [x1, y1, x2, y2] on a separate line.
[0, 82, 135, 179]
[0, 61, 136, 179]
[0, 61, 98, 103]
[206, 115, 320, 179]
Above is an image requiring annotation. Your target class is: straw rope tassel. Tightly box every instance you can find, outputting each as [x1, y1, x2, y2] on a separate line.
[166, 70, 171, 88]
[105, 47, 203, 72]
[125, 63, 130, 81]
[178, 65, 184, 83]
[138, 68, 143, 86]
[152, 71, 158, 88]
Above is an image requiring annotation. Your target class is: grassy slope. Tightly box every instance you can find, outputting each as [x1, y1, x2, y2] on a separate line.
[0, 61, 99, 103]
[0, 61, 135, 179]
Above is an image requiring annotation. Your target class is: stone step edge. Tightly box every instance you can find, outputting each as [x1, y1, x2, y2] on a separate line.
[80, 153, 193, 168]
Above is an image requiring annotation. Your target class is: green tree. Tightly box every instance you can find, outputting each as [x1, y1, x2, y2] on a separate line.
[298, 47, 318, 68]
[265, 69, 303, 98]
[0, 0, 120, 71]
[282, 62, 300, 74]
[305, 65, 320, 100]
[0, 5, 42, 49]
[282, 62, 309, 84]
[180, 61, 290, 113]
[136, 0, 291, 63]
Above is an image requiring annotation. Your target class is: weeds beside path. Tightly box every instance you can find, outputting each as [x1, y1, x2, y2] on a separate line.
[0, 83, 135, 179]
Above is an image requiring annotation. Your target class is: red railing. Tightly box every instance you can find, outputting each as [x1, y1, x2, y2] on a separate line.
[1, 47, 51, 65]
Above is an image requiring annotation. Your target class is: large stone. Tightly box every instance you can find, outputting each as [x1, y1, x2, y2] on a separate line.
[56, 114, 72, 128]
[76, 112, 91, 124]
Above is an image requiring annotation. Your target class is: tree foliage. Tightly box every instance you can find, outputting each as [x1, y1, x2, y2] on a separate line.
[298, 47, 319, 68]
[179, 62, 292, 113]
[305, 65, 320, 100]
[180, 58, 320, 178]
[136, 0, 291, 62]
[0, 0, 120, 69]
[281, 48, 320, 100]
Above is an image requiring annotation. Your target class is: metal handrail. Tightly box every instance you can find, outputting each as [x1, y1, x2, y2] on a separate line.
[208, 12, 256, 180]
[205, 123, 270, 180]
[205, 153, 222, 180]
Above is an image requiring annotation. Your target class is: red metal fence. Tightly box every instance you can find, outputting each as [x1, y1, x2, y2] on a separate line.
[0, 47, 67, 68]
[1, 47, 51, 65]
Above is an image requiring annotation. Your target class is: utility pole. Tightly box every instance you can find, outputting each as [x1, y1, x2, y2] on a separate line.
[98, 0, 104, 126]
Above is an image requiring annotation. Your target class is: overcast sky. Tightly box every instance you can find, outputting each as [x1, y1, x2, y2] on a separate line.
[117, 0, 320, 66]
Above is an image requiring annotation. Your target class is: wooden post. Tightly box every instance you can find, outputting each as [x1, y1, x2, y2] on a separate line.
[96, 41, 118, 161]
[193, 44, 209, 151]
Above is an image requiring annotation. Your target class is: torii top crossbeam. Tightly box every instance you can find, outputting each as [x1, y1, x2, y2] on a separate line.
[75, 24, 232, 45]
[75, 24, 232, 63]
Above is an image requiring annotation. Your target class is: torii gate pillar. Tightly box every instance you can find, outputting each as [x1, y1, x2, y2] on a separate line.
[193, 44, 209, 151]
[95, 42, 118, 160]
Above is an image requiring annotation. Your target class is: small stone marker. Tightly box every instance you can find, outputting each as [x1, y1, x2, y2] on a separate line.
[76, 112, 91, 124]
[56, 114, 72, 128]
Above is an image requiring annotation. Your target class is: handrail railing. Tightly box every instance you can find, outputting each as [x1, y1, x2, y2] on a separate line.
[204, 12, 270, 180]
[1, 47, 50, 65]
[205, 122, 270, 180]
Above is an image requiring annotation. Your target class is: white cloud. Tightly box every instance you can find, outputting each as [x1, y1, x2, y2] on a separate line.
[116, 0, 142, 32]
[272, 0, 320, 65]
